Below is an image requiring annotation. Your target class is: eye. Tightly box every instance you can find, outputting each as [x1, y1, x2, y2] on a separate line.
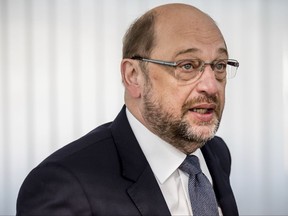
[178, 60, 201, 71]
[182, 63, 193, 70]
[214, 61, 227, 71]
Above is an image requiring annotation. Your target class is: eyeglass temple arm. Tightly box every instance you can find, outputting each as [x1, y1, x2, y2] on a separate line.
[228, 61, 239, 67]
[131, 56, 177, 67]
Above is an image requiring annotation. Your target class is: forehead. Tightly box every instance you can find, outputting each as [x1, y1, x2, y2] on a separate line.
[174, 47, 228, 59]
[152, 6, 227, 58]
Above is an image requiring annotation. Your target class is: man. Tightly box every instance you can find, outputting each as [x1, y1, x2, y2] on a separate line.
[17, 3, 239, 216]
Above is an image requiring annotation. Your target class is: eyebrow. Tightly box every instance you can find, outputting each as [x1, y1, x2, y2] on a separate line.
[175, 47, 228, 58]
[175, 48, 200, 57]
[218, 47, 229, 56]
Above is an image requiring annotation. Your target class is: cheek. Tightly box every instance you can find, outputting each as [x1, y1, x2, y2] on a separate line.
[220, 82, 226, 99]
[153, 84, 192, 116]
[218, 84, 226, 111]
[147, 79, 185, 111]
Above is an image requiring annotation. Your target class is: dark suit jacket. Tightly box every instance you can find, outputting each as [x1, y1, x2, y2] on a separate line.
[17, 106, 238, 216]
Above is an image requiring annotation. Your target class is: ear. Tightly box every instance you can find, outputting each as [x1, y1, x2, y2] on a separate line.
[121, 59, 143, 98]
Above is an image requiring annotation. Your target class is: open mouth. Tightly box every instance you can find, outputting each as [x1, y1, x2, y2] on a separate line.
[190, 108, 214, 114]
[188, 107, 216, 123]
[187, 103, 217, 122]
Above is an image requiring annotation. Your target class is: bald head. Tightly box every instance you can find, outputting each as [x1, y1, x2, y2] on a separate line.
[122, 3, 225, 60]
[153, 3, 214, 23]
[152, 4, 225, 57]
[153, 3, 220, 33]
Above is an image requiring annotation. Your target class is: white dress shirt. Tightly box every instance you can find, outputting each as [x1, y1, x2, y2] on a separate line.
[126, 109, 222, 215]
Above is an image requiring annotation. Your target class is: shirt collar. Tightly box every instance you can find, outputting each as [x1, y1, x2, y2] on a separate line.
[126, 108, 190, 184]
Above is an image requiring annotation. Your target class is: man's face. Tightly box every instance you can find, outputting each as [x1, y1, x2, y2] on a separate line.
[139, 9, 227, 153]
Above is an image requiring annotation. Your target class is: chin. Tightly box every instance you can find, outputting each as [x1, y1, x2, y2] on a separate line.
[187, 124, 217, 142]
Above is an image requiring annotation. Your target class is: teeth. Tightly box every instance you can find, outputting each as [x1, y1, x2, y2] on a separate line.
[192, 108, 209, 114]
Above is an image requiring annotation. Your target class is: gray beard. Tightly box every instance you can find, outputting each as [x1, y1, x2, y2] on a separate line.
[142, 86, 221, 153]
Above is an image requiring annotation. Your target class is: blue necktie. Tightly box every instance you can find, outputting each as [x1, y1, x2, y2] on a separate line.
[179, 155, 219, 216]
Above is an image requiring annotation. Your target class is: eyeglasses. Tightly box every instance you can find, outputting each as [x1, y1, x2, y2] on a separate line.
[131, 56, 239, 84]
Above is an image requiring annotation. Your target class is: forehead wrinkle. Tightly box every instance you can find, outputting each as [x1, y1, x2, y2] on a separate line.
[175, 48, 200, 57]
[174, 47, 228, 59]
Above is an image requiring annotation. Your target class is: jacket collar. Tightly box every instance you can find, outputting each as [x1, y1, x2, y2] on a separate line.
[110, 106, 171, 216]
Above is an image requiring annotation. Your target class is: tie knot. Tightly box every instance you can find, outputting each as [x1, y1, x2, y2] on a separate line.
[179, 155, 202, 175]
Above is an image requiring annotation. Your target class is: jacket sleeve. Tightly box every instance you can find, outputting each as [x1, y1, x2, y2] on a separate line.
[16, 163, 92, 216]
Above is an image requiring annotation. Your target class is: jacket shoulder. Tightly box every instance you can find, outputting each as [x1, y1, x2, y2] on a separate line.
[41, 122, 113, 165]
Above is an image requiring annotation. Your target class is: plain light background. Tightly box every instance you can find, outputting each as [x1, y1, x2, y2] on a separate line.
[0, 0, 288, 215]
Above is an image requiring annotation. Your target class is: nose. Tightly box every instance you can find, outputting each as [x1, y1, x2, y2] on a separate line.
[195, 65, 220, 96]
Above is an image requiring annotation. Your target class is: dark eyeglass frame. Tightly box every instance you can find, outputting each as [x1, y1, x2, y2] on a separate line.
[131, 55, 239, 83]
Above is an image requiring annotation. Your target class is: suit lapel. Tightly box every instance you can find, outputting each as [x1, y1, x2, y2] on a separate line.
[127, 165, 171, 216]
[201, 138, 239, 216]
[110, 106, 170, 216]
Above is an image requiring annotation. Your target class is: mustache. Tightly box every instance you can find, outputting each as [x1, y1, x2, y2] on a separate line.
[181, 95, 219, 114]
